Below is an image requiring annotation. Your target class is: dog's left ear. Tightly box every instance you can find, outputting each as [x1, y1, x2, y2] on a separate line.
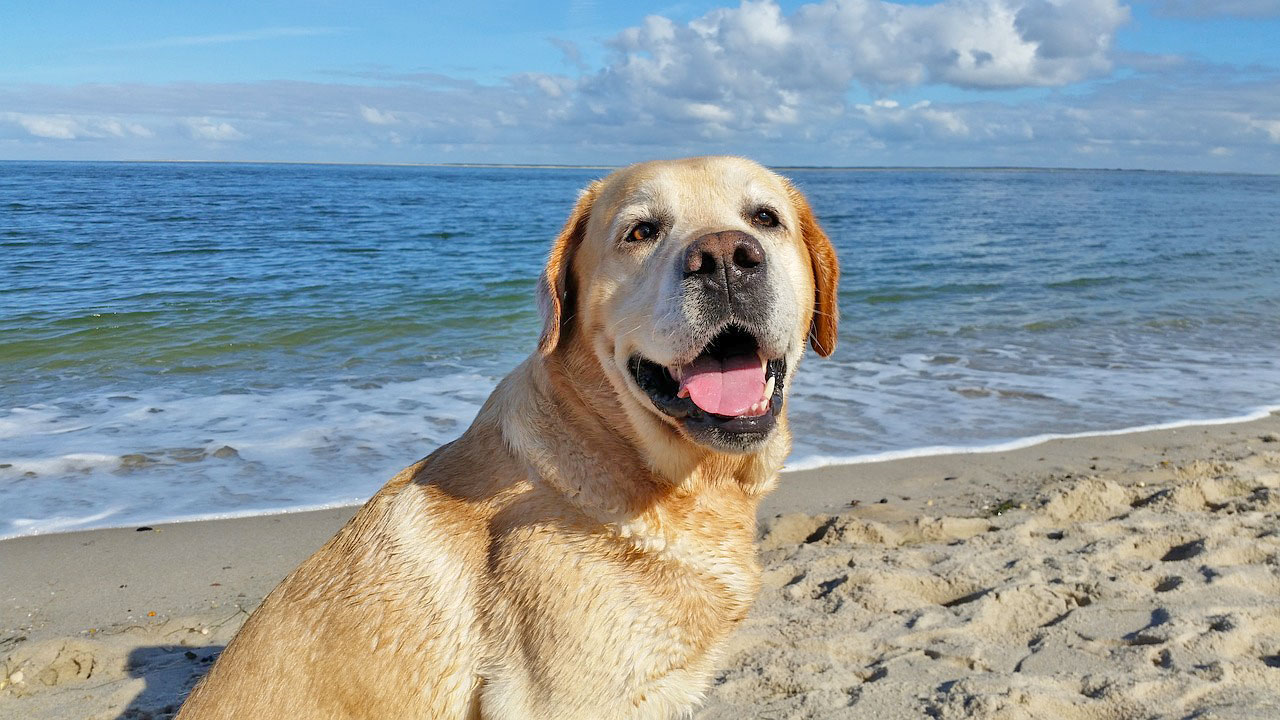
[789, 187, 840, 357]
[538, 181, 600, 355]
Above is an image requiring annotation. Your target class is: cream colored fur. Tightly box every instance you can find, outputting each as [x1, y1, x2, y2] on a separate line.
[176, 156, 838, 720]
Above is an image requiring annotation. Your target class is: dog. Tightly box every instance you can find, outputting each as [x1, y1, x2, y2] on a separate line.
[176, 156, 839, 719]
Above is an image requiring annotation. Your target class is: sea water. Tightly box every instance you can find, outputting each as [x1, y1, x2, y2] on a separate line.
[3, 162, 1279, 537]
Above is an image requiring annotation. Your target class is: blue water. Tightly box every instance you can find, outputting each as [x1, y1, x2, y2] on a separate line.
[3, 162, 1279, 537]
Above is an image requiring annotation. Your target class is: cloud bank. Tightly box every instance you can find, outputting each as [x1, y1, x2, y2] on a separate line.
[1, 0, 1277, 172]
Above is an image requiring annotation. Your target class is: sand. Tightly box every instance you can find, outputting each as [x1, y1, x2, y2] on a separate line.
[3, 412, 1279, 719]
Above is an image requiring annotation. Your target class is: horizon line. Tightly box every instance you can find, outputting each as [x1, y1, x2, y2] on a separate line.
[2, 158, 1276, 178]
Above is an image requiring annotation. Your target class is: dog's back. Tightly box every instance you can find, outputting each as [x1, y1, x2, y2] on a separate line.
[178, 416, 504, 718]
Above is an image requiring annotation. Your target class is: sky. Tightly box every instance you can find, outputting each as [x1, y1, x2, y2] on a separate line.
[1, 0, 1278, 172]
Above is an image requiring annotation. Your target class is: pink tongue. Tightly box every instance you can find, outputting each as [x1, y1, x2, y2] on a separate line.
[678, 354, 765, 417]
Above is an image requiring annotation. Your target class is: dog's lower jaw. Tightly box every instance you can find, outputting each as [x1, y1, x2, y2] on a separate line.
[631, 391, 791, 498]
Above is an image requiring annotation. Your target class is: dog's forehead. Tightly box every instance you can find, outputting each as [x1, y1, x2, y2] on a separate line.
[600, 157, 788, 225]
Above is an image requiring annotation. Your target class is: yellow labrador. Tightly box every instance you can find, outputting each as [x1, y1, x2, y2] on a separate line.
[177, 156, 838, 719]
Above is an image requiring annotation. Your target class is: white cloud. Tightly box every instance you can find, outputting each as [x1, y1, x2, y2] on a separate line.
[1016, 0, 1130, 61]
[599, 0, 1128, 100]
[854, 99, 971, 140]
[549, 0, 1129, 141]
[3, 112, 153, 140]
[1249, 117, 1280, 143]
[15, 114, 78, 140]
[521, 73, 571, 98]
[186, 117, 245, 141]
[359, 106, 399, 125]
[685, 102, 735, 123]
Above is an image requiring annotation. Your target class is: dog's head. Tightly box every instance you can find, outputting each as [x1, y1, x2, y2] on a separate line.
[537, 156, 838, 459]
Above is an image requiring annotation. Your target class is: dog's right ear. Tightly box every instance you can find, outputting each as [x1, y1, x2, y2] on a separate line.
[538, 182, 600, 355]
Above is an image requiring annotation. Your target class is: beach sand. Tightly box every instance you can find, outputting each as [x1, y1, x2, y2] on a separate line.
[3, 412, 1279, 719]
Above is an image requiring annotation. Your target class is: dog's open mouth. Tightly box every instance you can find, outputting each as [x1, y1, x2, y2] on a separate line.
[628, 325, 786, 439]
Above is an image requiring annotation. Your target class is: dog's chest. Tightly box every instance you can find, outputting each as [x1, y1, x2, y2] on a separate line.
[483, 523, 759, 718]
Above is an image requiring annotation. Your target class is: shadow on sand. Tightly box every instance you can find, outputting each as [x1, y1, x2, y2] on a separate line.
[114, 644, 222, 720]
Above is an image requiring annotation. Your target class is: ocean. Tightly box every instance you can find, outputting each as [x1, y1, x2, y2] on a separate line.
[2, 162, 1279, 538]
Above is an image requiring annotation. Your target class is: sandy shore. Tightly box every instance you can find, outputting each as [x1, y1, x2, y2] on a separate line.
[3, 412, 1279, 718]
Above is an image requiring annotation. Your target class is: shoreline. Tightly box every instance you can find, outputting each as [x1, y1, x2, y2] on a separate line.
[6, 403, 1280, 541]
[786, 402, 1280, 471]
[3, 409, 1279, 717]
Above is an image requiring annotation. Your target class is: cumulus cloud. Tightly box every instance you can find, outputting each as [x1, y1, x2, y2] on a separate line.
[558, 0, 1129, 137]
[1016, 0, 1129, 61]
[1151, 0, 1280, 18]
[649, 0, 1124, 92]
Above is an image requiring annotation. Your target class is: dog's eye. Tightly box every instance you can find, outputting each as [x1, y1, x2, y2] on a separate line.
[628, 221, 658, 242]
[751, 208, 779, 228]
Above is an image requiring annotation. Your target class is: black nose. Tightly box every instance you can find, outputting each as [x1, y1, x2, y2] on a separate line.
[683, 230, 766, 284]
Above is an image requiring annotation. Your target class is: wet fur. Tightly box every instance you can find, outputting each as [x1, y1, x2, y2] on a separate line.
[177, 156, 838, 720]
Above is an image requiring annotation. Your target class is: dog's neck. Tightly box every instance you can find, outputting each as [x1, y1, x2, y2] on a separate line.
[493, 341, 782, 528]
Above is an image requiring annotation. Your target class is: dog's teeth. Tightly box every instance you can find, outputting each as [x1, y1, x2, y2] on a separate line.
[677, 386, 690, 399]
[763, 375, 776, 401]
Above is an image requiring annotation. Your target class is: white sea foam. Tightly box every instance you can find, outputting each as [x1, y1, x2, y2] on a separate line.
[7, 506, 128, 536]
[0, 373, 495, 539]
[784, 339, 1280, 467]
[3, 344, 1280, 539]
[1, 453, 121, 476]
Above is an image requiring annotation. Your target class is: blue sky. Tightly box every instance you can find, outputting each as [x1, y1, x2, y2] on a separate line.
[2, 0, 1278, 171]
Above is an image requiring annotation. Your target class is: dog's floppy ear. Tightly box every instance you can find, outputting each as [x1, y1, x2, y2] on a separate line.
[538, 181, 600, 355]
[790, 187, 840, 357]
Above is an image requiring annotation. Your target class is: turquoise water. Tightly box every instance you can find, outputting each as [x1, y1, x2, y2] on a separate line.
[2, 162, 1279, 536]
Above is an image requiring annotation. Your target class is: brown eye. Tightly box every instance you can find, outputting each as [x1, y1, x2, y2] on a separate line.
[628, 221, 658, 242]
[752, 208, 779, 228]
